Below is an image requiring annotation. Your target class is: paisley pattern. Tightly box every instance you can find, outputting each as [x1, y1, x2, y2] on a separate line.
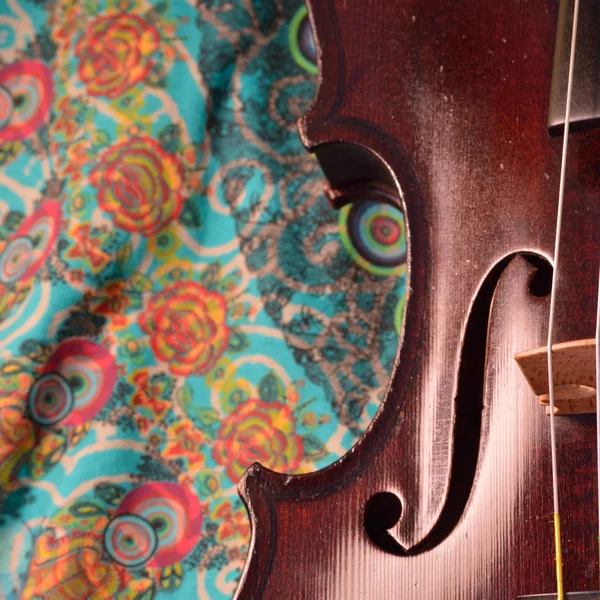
[0, 236, 33, 284]
[0, 200, 62, 317]
[116, 482, 203, 567]
[0, 60, 53, 142]
[34, 338, 117, 426]
[0, 1, 407, 599]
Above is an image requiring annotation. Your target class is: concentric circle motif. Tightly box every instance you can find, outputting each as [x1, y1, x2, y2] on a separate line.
[116, 482, 203, 567]
[0, 236, 33, 285]
[0, 60, 53, 143]
[13, 201, 62, 280]
[0, 85, 14, 130]
[34, 339, 117, 427]
[339, 198, 407, 276]
[104, 513, 159, 568]
[27, 373, 75, 426]
[289, 6, 317, 75]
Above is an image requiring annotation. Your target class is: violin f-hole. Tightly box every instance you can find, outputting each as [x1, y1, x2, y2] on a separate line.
[367, 255, 550, 557]
[364, 491, 407, 555]
[413, 254, 552, 552]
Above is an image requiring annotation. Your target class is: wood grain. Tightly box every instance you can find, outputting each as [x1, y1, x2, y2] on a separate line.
[234, 0, 600, 597]
[516, 339, 597, 414]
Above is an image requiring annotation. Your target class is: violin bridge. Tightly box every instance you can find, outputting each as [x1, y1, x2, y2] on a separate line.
[514, 339, 597, 415]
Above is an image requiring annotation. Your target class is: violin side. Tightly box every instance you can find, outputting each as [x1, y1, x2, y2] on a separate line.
[234, 0, 600, 598]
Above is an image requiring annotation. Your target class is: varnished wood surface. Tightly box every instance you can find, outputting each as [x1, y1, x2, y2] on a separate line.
[234, 0, 600, 598]
[516, 339, 597, 414]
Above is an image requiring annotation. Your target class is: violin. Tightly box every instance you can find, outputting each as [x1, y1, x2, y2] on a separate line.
[234, 0, 600, 597]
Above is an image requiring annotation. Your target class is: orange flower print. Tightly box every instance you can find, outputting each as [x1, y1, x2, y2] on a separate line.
[62, 141, 91, 183]
[139, 282, 229, 376]
[53, 97, 80, 138]
[130, 370, 170, 420]
[163, 419, 205, 471]
[212, 500, 250, 543]
[213, 399, 304, 482]
[0, 391, 35, 493]
[65, 223, 110, 273]
[90, 137, 184, 236]
[75, 13, 160, 98]
[89, 281, 130, 329]
[20, 529, 139, 600]
[135, 415, 151, 432]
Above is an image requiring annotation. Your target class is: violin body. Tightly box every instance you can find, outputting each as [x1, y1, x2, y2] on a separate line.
[234, 0, 600, 598]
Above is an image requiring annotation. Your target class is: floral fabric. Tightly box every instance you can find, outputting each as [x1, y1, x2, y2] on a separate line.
[0, 0, 407, 598]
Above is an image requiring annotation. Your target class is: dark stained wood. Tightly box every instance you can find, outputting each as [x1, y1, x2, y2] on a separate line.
[549, 0, 600, 134]
[234, 0, 600, 597]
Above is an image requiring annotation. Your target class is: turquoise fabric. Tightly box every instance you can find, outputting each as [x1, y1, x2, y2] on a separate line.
[0, 1, 406, 598]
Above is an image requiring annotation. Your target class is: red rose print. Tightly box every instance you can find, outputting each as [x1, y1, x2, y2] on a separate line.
[90, 137, 184, 236]
[139, 281, 229, 376]
[213, 398, 304, 482]
[76, 14, 160, 98]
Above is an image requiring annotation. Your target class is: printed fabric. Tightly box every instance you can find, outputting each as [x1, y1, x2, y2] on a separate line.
[0, 0, 407, 598]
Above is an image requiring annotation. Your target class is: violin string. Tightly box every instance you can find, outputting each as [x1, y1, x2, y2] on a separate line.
[596, 270, 600, 593]
[547, 0, 581, 597]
